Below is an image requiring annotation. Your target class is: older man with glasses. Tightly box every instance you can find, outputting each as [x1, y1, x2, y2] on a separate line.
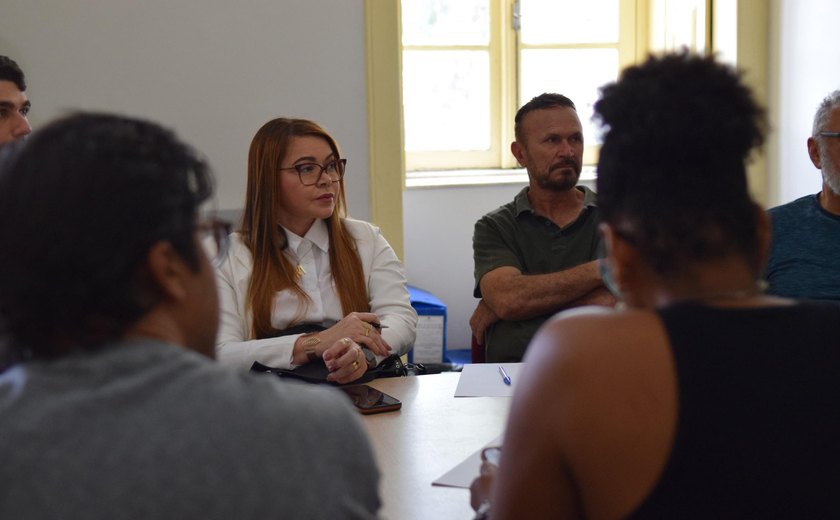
[765, 89, 840, 300]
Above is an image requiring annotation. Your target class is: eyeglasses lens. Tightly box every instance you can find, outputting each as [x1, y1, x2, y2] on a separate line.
[297, 159, 345, 185]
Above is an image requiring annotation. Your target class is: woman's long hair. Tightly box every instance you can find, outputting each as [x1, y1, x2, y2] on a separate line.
[241, 118, 370, 339]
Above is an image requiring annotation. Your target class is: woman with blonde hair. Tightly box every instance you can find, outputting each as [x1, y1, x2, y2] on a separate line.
[216, 118, 416, 384]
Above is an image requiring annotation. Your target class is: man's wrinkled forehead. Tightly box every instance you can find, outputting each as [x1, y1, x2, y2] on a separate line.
[521, 106, 582, 137]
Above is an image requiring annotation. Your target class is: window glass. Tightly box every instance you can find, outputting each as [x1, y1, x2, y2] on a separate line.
[398, 0, 637, 173]
[520, 49, 619, 145]
[403, 50, 491, 152]
[402, 0, 490, 46]
[520, 0, 620, 44]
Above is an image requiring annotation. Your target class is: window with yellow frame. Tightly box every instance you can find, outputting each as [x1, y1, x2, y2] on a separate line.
[401, 0, 645, 173]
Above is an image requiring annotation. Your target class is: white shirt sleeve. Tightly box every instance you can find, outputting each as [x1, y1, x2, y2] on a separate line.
[356, 221, 418, 360]
[214, 235, 299, 371]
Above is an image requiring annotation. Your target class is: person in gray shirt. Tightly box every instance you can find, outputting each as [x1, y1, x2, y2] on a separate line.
[0, 113, 381, 520]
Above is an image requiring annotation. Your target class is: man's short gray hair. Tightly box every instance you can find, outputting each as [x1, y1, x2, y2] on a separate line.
[812, 90, 840, 137]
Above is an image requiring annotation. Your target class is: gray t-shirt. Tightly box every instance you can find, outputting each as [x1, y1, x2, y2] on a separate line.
[0, 339, 380, 519]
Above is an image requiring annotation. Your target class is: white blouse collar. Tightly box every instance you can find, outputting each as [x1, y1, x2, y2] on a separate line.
[281, 219, 330, 254]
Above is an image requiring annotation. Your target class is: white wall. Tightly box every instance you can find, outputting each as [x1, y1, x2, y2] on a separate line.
[770, 0, 840, 206]
[0, 0, 371, 221]
[403, 182, 525, 351]
[6, 0, 840, 355]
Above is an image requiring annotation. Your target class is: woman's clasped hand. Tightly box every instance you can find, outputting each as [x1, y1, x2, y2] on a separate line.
[323, 338, 367, 384]
[299, 312, 394, 384]
[315, 312, 391, 360]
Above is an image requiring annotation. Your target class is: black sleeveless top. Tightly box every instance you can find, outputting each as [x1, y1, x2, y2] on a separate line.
[627, 301, 840, 519]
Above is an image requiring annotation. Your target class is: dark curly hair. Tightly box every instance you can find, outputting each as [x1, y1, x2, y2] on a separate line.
[594, 51, 767, 276]
[0, 113, 213, 358]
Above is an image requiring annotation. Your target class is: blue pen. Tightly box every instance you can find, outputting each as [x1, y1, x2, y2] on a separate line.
[498, 365, 511, 386]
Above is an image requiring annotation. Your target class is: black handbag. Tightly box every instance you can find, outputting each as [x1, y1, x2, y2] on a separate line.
[250, 354, 425, 385]
[251, 323, 426, 384]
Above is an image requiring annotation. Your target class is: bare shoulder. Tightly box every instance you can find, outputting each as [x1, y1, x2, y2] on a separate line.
[525, 306, 667, 371]
[524, 306, 675, 419]
[505, 306, 678, 519]
[518, 306, 673, 424]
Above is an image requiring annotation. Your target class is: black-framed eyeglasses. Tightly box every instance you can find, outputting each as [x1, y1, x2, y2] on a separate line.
[819, 131, 840, 138]
[279, 158, 347, 186]
[197, 217, 232, 268]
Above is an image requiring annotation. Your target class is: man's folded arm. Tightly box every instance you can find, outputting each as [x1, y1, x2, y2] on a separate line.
[479, 261, 610, 321]
[470, 299, 500, 345]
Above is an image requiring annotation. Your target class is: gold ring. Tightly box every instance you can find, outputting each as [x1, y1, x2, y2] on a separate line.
[364, 327, 370, 337]
[352, 360, 359, 370]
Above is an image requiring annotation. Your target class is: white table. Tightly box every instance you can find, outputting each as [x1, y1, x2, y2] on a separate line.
[365, 373, 511, 520]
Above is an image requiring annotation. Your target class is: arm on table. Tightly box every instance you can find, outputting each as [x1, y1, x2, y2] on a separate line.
[364, 224, 418, 360]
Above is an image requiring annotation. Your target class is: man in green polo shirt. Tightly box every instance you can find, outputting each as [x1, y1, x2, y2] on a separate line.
[471, 93, 615, 362]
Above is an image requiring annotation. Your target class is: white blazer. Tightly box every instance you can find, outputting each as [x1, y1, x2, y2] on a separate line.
[215, 218, 417, 370]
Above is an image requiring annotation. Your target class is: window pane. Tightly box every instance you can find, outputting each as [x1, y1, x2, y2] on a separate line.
[403, 50, 490, 152]
[521, 0, 619, 44]
[402, 0, 489, 46]
[520, 49, 619, 145]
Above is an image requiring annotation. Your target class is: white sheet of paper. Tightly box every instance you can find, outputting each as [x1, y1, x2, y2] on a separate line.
[454, 363, 522, 397]
[412, 315, 445, 363]
[432, 434, 504, 488]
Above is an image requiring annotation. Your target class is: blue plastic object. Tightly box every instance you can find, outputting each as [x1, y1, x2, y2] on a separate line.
[407, 285, 447, 363]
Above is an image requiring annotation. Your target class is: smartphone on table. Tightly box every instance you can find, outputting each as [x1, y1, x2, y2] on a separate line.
[339, 384, 402, 415]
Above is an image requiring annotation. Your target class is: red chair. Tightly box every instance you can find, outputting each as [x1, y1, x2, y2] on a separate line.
[471, 335, 486, 363]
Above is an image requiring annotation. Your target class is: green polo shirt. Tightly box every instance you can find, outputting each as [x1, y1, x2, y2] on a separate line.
[472, 185, 601, 362]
